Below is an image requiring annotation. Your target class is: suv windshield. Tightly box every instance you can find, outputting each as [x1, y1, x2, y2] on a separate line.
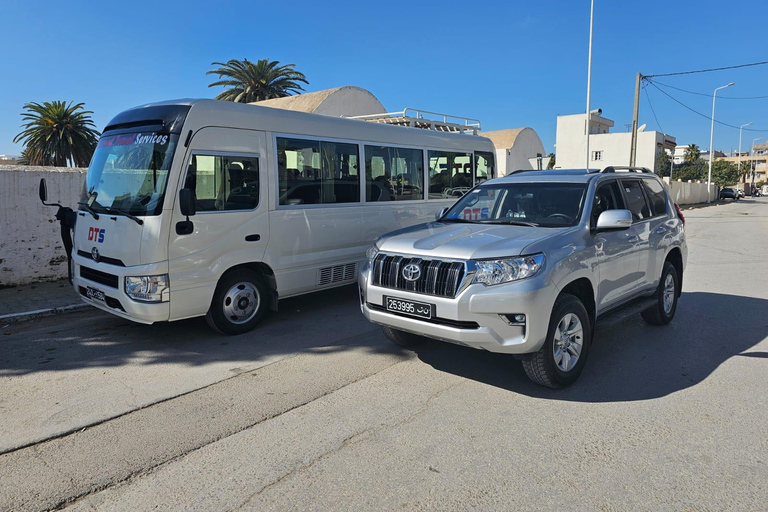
[442, 182, 587, 227]
[81, 131, 180, 216]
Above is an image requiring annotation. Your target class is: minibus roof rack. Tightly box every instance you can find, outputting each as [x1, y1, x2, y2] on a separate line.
[347, 108, 482, 135]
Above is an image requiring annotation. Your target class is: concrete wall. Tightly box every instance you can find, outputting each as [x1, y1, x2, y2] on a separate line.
[662, 177, 718, 204]
[0, 165, 86, 286]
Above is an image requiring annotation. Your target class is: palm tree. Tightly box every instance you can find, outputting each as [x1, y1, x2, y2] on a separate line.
[684, 144, 701, 163]
[207, 58, 309, 103]
[13, 101, 100, 167]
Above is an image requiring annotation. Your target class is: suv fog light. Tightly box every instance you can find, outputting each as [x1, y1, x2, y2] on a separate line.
[513, 314, 526, 323]
[125, 274, 169, 303]
[501, 314, 527, 325]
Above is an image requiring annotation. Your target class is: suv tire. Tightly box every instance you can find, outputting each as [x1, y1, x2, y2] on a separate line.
[206, 269, 269, 335]
[522, 294, 592, 389]
[381, 326, 427, 348]
[641, 261, 679, 326]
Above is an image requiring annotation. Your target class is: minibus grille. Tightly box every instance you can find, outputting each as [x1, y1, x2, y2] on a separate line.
[372, 254, 466, 298]
[80, 266, 119, 289]
[318, 262, 358, 286]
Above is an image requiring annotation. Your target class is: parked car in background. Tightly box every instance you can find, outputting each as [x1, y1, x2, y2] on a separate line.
[736, 188, 745, 199]
[719, 188, 738, 200]
[360, 166, 687, 388]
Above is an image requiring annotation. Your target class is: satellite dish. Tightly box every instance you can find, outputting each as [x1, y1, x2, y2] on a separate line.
[638, 124, 646, 132]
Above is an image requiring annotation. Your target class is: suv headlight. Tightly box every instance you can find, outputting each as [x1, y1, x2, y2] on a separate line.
[125, 275, 169, 303]
[472, 254, 545, 286]
[366, 244, 379, 263]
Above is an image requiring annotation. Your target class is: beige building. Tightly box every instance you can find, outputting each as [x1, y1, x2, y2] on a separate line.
[478, 128, 546, 176]
[555, 110, 675, 171]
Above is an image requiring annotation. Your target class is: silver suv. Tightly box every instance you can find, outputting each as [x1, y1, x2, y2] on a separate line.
[359, 167, 687, 388]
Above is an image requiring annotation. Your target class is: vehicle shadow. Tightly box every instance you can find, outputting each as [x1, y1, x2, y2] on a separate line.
[413, 292, 768, 402]
[0, 285, 399, 376]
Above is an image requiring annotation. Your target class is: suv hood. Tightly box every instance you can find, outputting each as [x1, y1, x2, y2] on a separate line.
[378, 221, 568, 260]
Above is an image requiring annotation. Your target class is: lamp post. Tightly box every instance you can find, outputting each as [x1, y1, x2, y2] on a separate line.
[739, 122, 753, 190]
[752, 136, 763, 194]
[707, 82, 735, 203]
[584, 0, 595, 171]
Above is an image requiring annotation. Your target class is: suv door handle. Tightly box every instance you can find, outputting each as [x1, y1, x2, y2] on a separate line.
[655, 226, 666, 234]
[626, 234, 639, 243]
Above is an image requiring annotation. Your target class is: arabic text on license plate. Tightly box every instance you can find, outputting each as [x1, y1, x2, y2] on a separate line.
[86, 286, 105, 302]
[384, 296, 433, 319]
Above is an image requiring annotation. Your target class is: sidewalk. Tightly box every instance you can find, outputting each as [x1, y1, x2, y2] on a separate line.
[0, 279, 88, 324]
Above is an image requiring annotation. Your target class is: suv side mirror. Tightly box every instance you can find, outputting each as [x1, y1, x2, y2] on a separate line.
[179, 188, 196, 217]
[595, 209, 632, 232]
[39, 178, 48, 203]
[435, 206, 450, 221]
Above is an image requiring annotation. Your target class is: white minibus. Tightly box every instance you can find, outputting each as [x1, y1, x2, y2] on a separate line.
[51, 99, 495, 334]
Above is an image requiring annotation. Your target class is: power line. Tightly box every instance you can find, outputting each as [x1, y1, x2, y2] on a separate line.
[642, 83, 664, 134]
[645, 81, 768, 133]
[649, 79, 768, 100]
[645, 60, 768, 78]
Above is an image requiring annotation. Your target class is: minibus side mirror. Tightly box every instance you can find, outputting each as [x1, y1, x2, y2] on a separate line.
[176, 188, 196, 235]
[179, 188, 196, 217]
[39, 178, 48, 203]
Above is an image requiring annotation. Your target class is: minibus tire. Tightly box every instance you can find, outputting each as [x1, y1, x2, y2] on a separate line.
[206, 269, 269, 335]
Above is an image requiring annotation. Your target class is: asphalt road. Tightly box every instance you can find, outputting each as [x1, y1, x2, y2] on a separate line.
[1, 198, 767, 511]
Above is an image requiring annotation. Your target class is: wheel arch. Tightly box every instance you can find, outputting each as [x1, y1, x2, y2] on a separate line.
[559, 277, 596, 329]
[664, 248, 684, 296]
[219, 262, 279, 310]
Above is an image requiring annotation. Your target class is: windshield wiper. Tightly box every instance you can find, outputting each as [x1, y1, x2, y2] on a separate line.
[481, 219, 540, 227]
[98, 206, 144, 225]
[77, 202, 99, 220]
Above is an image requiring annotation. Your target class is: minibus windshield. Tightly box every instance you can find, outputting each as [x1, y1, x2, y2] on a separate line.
[81, 131, 180, 217]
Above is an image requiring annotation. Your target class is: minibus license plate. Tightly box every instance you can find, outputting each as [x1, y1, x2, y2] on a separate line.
[384, 296, 433, 319]
[86, 286, 105, 302]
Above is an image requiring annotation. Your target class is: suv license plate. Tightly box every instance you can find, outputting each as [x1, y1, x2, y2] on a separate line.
[86, 286, 105, 302]
[384, 296, 433, 319]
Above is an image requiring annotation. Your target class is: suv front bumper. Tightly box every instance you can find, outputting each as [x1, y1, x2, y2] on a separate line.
[359, 263, 558, 355]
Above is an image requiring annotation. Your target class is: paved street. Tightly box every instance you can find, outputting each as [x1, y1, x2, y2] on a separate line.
[1, 198, 767, 511]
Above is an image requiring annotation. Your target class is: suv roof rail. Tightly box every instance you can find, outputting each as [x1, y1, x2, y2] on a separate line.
[347, 108, 482, 135]
[596, 166, 653, 174]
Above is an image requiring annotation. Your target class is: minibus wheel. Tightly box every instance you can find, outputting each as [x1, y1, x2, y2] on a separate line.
[206, 269, 269, 335]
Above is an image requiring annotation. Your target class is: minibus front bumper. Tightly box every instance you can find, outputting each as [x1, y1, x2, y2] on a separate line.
[73, 254, 170, 324]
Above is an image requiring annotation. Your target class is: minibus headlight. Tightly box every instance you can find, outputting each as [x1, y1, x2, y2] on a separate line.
[472, 254, 544, 286]
[125, 275, 169, 303]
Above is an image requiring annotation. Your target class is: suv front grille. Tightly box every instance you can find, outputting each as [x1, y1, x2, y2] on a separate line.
[372, 254, 466, 298]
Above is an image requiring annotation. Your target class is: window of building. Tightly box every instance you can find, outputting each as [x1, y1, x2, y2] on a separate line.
[185, 154, 259, 211]
[642, 179, 667, 216]
[277, 137, 360, 205]
[428, 151, 473, 199]
[621, 180, 651, 221]
[592, 150, 603, 161]
[365, 146, 424, 201]
[475, 151, 495, 184]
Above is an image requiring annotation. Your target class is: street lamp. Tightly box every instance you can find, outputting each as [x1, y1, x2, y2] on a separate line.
[707, 82, 735, 203]
[739, 122, 753, 191]
[752, 136, 763, 194]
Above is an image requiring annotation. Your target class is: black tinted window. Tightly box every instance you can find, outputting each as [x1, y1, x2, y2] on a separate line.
[643, 179, 667, 216]
[186, 154, 259, 211]
[591, 181, 624, 228]
[365, 145, 424, 201]
[622, 180, 651, 221]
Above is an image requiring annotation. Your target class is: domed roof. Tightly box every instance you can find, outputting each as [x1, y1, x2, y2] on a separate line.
[252, 86, 385, 117]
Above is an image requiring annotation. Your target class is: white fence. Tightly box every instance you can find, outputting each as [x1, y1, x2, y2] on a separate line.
[662, 177, 718, 205]
[0, 165, 86, 286]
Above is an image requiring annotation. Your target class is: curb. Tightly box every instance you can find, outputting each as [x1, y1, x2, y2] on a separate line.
[0, 303, 91, 325]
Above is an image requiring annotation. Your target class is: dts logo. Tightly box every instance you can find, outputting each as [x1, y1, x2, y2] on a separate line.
[88, 227, 105, 243]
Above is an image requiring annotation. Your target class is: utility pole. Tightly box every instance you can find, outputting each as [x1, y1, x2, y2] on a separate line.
[629, 72, 642, 166]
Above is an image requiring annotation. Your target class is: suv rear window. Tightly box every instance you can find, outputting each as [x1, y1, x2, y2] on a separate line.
[643, 179, 667, 216]
[621, 180, 651, 221]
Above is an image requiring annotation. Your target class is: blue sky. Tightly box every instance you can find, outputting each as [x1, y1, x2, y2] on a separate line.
[2, 0, 768, 157]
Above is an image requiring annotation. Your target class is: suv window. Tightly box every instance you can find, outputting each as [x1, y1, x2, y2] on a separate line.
[642, 179, 667, 216]
[591, 181, 625, 228]
[621, 180, 651, 221]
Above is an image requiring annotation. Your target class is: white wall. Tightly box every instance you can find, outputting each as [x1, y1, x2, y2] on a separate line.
[662, 177, 718, 204]
[499, 129, 547, 175]
[0, 166, 86, 286]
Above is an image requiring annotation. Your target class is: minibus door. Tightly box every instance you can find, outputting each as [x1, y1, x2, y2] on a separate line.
[168, 128, 270, 320]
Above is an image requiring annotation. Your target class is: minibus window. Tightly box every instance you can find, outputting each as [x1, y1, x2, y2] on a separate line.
[475, 151, 495, 184]
[277, 137, 360, 205]
[186, 154, 260, 211]
[428, 151, 473, 199]
[364, 146, 424, 202]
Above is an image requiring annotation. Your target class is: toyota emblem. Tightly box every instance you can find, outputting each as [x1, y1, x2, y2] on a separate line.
[402, 263, 421, 282]
[91, 247, 100, 262]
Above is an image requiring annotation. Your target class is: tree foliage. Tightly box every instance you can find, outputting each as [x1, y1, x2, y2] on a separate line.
[546, 153, 555, 170]
[684, 144, 700, 163]
[710, 159, 739, 188]
[207, 58, 309, 103]
[13, 101, 100, 167]
[655, 150, 671, 177]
